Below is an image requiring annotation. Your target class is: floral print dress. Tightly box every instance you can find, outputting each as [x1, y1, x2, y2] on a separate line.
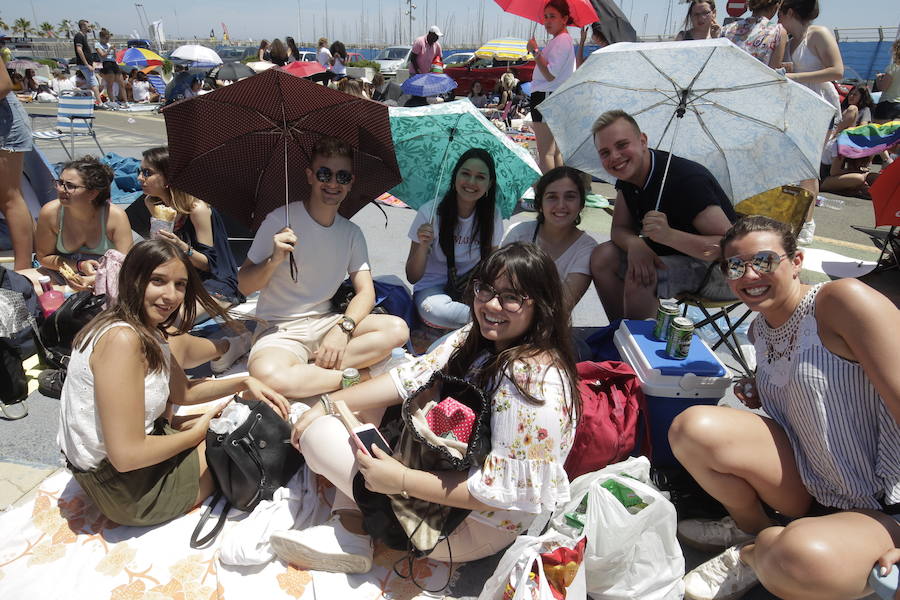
[389, 325, 576, 534]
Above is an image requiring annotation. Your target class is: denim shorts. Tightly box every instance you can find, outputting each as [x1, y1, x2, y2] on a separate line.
[0, 93, 33, 152]
[76, 64, 98, 88]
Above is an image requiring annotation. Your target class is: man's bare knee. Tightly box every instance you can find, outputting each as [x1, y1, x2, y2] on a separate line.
[590, 241, 620, 277]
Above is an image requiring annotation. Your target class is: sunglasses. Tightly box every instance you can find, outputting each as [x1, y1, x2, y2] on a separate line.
[139, 167, 157, 178]
[472, 280, 529, 312]
[721, 250, 790, 280]
[54, 179, 88, 192]
[315, 166, 353, 185]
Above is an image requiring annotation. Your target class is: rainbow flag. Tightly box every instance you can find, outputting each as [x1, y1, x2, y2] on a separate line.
[836, 120, 900, 159]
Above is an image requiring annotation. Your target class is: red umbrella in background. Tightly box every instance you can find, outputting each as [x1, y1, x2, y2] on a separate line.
[281, 61, 326, 78]
[870, 159, 900, 227]
[493, 0, 599, 27]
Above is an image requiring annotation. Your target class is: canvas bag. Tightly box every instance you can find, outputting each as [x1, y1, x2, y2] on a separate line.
[564, 360, 651, 480]
[551, 457, 684, 600]
[353, 370, 492, 555]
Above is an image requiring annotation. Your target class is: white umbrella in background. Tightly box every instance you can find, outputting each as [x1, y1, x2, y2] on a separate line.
[170, 44, 223, 67]
[246, 60, 275, 73]
[539, 38, 836, 204]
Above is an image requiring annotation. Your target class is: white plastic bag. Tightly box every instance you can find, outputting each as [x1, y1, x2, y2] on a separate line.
[479, 530, 586, 600]
[552, 457, 684, 600]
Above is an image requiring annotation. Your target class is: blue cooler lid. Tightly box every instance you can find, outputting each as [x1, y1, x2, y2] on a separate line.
[624, 320, 726, 377]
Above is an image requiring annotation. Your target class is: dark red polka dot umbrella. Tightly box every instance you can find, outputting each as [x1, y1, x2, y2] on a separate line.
[162, 68, 401, 232]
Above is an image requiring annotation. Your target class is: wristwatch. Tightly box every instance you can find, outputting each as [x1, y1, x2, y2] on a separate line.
[338, 315, 356, 335]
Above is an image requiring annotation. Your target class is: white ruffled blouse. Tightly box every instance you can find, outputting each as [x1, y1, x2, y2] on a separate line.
[389, 325, 576, 534]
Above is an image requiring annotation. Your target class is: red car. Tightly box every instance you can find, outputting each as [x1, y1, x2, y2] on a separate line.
[444, 59, 536, 96]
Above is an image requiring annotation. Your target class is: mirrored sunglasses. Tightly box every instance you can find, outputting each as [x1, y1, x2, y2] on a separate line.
[315, 166, 353, 185]
[721, 250, 790, 280]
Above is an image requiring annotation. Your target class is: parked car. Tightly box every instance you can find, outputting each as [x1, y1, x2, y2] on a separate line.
[444, 58, 536, 96]
[216, 46, 246, 61]
[346, 52, 364, 63]
[296, 50, 316, 62]
[443, 51, 476, 66]
[374, 46, 411, 77]
[127, 39, 152, 49]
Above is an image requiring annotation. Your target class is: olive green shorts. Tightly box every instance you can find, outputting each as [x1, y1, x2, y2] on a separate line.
[68, 418, 201, 527]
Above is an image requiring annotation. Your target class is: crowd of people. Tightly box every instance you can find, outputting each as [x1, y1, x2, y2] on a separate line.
[1, 1, 899, 599]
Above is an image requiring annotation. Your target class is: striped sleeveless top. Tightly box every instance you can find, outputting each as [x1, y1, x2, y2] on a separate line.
[753, 283, 900, 511]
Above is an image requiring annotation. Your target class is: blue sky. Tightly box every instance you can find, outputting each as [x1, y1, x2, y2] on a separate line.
[6, 1, 899, 47]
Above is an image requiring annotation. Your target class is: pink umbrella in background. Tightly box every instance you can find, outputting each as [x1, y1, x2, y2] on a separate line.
[493, 0, 599, 27]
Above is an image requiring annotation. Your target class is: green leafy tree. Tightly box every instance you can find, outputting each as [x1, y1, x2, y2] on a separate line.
[39, 22, 55, 38]
[0, 15, 8, 32]
[57, 19, 72, 38]
[13, 18, 33, 37]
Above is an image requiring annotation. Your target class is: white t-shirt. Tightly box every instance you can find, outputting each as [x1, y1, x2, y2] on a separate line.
[531, 31, 575, 92]
[247, 201, 370, 322]
[407, 198, 504, 292]
[58, 323, 171, 471]
[50, 76, 76, 96]
[332, 55, 347, 76]
[132, 80, 151, 102]
[317, 47, 333, 68]
[502, 220, 597, 279]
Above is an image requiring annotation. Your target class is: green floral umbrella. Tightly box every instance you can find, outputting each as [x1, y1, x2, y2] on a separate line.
[388, 100, 540, 219]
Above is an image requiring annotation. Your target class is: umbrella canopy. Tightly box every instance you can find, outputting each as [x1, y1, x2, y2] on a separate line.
[870, 159, 900, 227]
[475, 38, 534, 61]
[281, 61, 326, 78]
[400, 73, 458, 97]
[116, 47, 164, 69]
[246, 60, 276, 73]
[586, 0, 638, 43]
[493, 0, 599, 27]
[6, 58, 41, 72]
[388, 100, 541, 219]
[162, 68, 401, 231]
[209, 61, 256, 82]
[170, 44, 223, 67]
[539, 38, 836, 204]
[836, 121, 900, 159]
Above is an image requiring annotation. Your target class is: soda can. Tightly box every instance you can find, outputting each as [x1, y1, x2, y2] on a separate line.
[654, 300, 680, 341]
[341, 367, 361, 388]
[666, 317, 694, 359]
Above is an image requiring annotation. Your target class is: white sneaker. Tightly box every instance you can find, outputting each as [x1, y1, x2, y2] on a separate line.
[797, 219, 815, 246]
[269, 515, 373, 573]
[684, 544, 759, 600]
[210, 332, 252, 374]
[678, 516, 755, 552]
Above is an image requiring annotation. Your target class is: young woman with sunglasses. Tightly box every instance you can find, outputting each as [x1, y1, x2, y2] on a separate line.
[58, 239, 288, 527]
[671, 216, 900, 600]
[34, 156, 133, 291]
[270, 242, 581, 573]
[137, 146, 252, 373]
[405, 148, 504, 330]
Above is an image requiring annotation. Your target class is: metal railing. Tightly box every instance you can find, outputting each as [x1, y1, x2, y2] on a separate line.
[833, 27, 899, 43]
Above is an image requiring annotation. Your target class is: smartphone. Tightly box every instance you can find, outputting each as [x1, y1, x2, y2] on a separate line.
[351, 424, 392, 456]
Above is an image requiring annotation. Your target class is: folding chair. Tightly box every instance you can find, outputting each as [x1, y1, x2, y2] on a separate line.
[147, 74, 167, 100]
[29, 91, 104, 159]
[677, 185, 814, 377]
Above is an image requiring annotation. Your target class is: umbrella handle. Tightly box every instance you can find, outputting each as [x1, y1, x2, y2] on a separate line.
[428, 124, 460, 224]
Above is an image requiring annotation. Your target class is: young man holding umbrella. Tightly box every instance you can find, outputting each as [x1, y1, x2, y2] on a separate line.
[589, 110, 737, 319]
[237, 137, 409, 400]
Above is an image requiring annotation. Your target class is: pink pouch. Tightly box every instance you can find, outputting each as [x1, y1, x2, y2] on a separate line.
[425, 397, 476, 444]
[93, 249, 126, 307]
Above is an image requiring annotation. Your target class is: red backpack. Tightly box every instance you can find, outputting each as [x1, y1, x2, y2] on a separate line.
[564, 360, 650, 480]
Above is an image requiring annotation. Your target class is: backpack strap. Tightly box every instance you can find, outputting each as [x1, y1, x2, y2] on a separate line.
[189, 491, 231, 549]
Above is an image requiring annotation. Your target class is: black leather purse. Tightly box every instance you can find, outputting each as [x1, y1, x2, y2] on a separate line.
[39, 290, 106, 369]
[190, 397, 303, 548]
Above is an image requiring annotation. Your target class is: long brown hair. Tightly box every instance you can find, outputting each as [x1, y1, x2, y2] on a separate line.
[74, 239, 232, 373]
[444, 242, 581, 418]
[141, 146, 202, 216]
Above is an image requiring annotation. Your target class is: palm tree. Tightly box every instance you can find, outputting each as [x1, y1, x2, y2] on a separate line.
[57, 19, 72, 39]
[13, 18, 33, 38]
[0, 15, 8, 32]
[39, 22, 55, 38]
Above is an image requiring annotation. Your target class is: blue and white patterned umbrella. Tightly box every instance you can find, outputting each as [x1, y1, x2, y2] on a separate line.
[539, 38, 837, 204]
[400, 73, 457, 97]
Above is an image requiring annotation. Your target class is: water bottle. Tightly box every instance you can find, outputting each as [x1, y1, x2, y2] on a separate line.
[815, 195, 844, 210]
[384, 347, 408, 371]
[37, 276, 65, 318]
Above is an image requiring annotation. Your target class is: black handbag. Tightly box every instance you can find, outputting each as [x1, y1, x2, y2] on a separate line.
[190, 397, 304, 548]
[39, 290, 106, 369]
[352, 371, 492, 558]
[443, 242, 479, 302]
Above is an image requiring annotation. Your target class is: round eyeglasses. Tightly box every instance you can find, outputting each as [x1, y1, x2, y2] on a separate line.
[472, 280, 529, 312]
[315, 166, 353, 185]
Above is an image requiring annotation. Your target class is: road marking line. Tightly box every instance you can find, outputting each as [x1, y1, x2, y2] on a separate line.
[813, 235, 881, 254]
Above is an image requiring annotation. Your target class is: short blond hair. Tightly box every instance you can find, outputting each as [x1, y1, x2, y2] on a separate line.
[591, 110, 641, 138]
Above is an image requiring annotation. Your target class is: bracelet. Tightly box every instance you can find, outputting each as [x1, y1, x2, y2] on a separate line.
[320, 393, 335, 416]
[75, 260, 85, 274]
[400, 467, 410, 499]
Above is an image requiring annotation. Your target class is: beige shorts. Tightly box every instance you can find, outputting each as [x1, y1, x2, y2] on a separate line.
[249, 312, 343, 364]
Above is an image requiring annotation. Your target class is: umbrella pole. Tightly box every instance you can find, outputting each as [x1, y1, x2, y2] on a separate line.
[653, 89, 689, 212]
[428, 124, 460, 224]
